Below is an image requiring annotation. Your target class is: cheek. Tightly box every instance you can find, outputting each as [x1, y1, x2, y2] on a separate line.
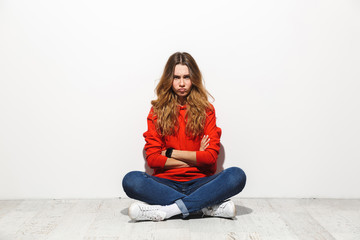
[188, 81, 192, 88]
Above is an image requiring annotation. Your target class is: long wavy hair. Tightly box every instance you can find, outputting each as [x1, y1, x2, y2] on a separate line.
[151, 52, 213, 137]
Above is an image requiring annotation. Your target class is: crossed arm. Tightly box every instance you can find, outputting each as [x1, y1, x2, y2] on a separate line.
[162, 135, 210, 169]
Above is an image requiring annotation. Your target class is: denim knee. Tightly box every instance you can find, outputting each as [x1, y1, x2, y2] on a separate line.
[225, 167, 247, 194]
[122, 171, 144, 197]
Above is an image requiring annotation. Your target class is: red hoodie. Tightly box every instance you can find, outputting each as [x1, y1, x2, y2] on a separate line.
[143, 104, 222, 181]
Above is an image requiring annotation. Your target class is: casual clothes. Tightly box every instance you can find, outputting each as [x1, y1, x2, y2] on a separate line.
[143, 104, 222, 181]
[122, 104, 246, 218]
[123, 167, 246, 217]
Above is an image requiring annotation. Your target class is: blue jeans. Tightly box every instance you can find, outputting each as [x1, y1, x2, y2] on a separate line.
[122, 167, 246, 218]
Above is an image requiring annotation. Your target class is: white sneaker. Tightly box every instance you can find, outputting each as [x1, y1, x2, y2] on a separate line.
[128, 202, 166, 222]
[202, 200, 236, 218]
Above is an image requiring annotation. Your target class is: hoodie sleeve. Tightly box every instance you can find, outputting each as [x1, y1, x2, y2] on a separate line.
[143, 108, 168, 169]
[196, 106, 222, 167]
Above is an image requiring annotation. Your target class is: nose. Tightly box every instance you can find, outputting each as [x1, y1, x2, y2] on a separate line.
[179, 77, 185, 87]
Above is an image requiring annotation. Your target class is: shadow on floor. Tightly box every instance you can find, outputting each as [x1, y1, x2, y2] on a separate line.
[121, 208, 128, 215]
[235, 205, 253, 216]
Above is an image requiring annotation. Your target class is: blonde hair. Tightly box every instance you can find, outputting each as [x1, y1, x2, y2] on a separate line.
[151, 52, 213, 137]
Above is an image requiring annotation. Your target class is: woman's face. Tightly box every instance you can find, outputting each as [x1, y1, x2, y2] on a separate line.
[172, 64, 192, 103]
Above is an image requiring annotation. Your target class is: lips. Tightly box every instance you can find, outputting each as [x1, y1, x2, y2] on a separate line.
[179, 89, 186, 93]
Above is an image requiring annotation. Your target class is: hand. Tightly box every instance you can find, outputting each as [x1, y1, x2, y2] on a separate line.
[161, 150, 166, 156]
[176, 161, 191, 168]
[200, 135, 210, 151]
[164, 158, 191, 169]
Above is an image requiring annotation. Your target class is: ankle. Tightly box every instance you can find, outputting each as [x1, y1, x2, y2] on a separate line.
[160, 203, 182, 219]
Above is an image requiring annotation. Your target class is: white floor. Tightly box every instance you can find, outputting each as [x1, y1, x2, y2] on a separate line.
[0, 198, 359, 240]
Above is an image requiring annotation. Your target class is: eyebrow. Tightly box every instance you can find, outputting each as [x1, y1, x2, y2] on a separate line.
[173, 74, 190, 77]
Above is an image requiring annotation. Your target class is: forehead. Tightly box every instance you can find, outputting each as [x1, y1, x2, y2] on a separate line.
[174, 64, 189, 75]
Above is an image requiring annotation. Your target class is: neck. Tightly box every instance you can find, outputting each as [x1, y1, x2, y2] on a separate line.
[178, 96, 187, 106]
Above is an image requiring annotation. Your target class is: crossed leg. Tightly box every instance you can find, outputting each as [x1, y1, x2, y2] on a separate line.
[122, 167, 246, 220]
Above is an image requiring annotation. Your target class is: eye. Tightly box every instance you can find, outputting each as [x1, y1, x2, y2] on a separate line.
[184, 75, 190, 79]
[173, 76, 180, 79]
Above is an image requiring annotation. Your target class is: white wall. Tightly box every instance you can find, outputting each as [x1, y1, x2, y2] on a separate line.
[1, 0, 359, 199]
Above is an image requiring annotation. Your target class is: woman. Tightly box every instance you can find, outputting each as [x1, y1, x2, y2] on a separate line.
[122, 52, 246, 221]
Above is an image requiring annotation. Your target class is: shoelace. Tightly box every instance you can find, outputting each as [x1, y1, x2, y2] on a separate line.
[205, 204, 225, 216]
[138, 205, 163, 221]
[213, 204, 226, 216]
[202, 205, 216, 217]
